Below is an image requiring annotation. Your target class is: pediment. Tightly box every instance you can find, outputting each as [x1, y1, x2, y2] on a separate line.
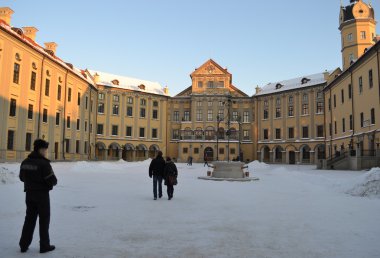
[191, 59, 231, 77]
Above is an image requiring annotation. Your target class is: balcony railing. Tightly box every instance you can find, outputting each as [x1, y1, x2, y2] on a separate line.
[173, 135, 241, 141]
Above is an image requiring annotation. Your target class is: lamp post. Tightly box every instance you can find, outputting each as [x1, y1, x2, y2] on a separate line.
[216, 115, 223, 161]
[226, 95, 232, 162]
[237, 114, 242, 161]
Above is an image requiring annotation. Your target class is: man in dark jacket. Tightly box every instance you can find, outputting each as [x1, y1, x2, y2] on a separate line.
[19, 139, 57, 253]
[149, 151, 165, 200]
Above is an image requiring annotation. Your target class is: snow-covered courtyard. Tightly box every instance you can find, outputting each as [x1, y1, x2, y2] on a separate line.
[1, 160, 379, 258]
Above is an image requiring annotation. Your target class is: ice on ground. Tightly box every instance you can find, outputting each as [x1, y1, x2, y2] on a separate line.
[346, 167, 380, 198]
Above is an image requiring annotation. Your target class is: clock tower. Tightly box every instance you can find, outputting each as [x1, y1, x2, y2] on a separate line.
[339, 0, 377, 70]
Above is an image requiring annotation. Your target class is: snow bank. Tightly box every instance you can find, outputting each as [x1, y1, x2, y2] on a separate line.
[0, 166, 17, 184]
[247, 160, 269, 171]
[346, 168, 380, 198]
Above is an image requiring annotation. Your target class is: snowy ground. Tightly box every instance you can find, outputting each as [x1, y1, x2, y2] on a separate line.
[0, 160, 379, 258]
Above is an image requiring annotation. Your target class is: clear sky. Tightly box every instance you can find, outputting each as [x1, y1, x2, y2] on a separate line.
[3, 0, 379, 95]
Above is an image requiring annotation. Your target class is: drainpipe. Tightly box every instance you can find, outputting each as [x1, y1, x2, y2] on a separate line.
[329, 88, 333, 159]
[62, 69, 69, 160]
[37, 55, 46, 138]
[350, 70, 355, 150]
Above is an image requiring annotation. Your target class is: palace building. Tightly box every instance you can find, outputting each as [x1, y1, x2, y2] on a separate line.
[0, 1, 379, 169]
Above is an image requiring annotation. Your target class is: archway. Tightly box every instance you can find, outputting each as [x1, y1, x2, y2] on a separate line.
[204, 147, 214, 161]
[149, 144, 160, 159]
[261, 146, 270, 163]
[122, 143, 135, 161]
[95, 142, 106, 160]
[273, 146, 284, 163]
[205, 126, 215, 140]
[285, 145, 297, 164]
[136, 144, 148, 160]
[300, 145, 311, 164]
[108, 142, 121, 160]
[315, 144, 325, 160]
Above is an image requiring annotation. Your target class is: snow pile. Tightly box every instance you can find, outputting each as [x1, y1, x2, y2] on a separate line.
[346, 168, 380, 198]
[247, 160, 269, 171]
[0, 166, 17, 184]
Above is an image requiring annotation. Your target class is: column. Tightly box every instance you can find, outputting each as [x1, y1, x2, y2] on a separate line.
[310, 150, 315, 164]
[132, 150, 136, 161]
[103, 149, 108, 160]
[281, 151, 286, 163]
[118, 149, 122, 160]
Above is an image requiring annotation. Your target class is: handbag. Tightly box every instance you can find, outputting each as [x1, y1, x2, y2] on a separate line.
[168, 175, 178, 185]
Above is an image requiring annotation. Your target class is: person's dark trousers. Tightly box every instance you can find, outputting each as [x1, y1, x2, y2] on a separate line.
[167, 185, 174, 198]
[19, 191, 51, 250]
[153, 175, 163, 198]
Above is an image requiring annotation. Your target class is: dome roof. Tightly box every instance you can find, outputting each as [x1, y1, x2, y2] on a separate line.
[340, 0, 375, 23]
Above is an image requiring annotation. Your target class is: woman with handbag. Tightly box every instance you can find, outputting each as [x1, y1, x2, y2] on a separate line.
[164, 157, 178, 200]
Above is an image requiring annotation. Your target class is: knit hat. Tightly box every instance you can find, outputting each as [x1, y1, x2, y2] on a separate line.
[33, 139, 49, 152]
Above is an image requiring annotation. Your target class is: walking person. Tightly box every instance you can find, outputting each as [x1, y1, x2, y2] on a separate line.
[149, 151, 166, 200]
[19, 139, 58, 254]
[164, 157, 178, 200]
[204, 154, 208, 167]
[189, 156, 193, 166]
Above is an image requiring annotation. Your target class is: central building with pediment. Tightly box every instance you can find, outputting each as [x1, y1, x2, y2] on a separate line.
[166, 59, 255, 162]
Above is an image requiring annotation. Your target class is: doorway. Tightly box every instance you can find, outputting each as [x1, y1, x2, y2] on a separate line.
[289, 151, 295, 164]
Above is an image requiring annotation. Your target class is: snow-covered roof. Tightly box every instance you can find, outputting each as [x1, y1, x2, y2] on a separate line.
[255, 71, 330, 96]
[88, 70, 168, 96]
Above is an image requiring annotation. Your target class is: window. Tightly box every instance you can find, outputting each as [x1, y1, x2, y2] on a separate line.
[342, 118, 346, 133]
[139, 128, 145, 138]
[28, 104, 33, 119]
[197, 101, 202, 107]
[112, 104, 119, 115]
[152, 110, 158, 119]
[13, 63, 20, 84]
[302, 94, 308, 102]
[276, 97, 281, 106]
[341, 89, 344, 103]
[263, 109, 268, 119]
[140, 108, 146, 118]
[173, 111, 179, 121]
[317, 102, 323, 114]
[172, 129, 179, 139]
[198, 81, 203, 88]
[275, 129, 281, 139]
[264, 100, 268, 107]
[42, 109, 48, 123]
[207, 81, 214, 88]
[263, 129, 268, 140]
[127, 106, 133, 117]
[288, 127, 294, 139]
[25, 133, 32, 151]
[371, 108, 375, 124]
[57, 85, 62, 101]
[230, 148, 236, 155]
[350, 114, 353, 130]
[85, 96, 88, 109]
[113, 95, 119, 102]
[288, 96, 293, 104]
[243, 130, 249, 140]
[219, 148, 224, 155]
[328, 98, 331, 111]
[140, 99, 146, 106]
[302, 104, 309, 115]
[98, 93, 105, 100]
[7, 130, 15, 150]
[45, 79, 50, 96]
[243, 111, 249, 122]
[360, 31, 366, 39]
[184, 111, 190, 121]
[219, 101, 224, 107]
[218, 109, 224, 119]
[30, 71, 36, 90]
[208, 101, 213, 107]
[359, 76, 363, 94]
[348, 84, 352, 99]
[183, 148, 188, 154]
[55, 112, 60, 125]
[207, 110, 213, 121]
[232, 111, 238, 121]
[112, 125, 118, 136]
[194, 148, 199, 154]
[97, 124, 104, 135]
[349, 53, 354, 63]
[347, 33, 353, 41]
[317, 125, 324, 138]
[217, 81, 224, 88]
[126, 126, 132, 137]
[9, 99, 16, 117]
[369, 69, 373, 88]
[275, 108, 281, 118]
[360, 112, 364, 127]
[333, 94, 336, 108]
[302, 126, 309, 138]
[329, 123, 332, 136]
[77, 92, 81, 106]
[76, 140, 80, 154]
[153, 101, 158, 107]
[65, 139, 70, 153]
[98, 103, 105, 114]
[196, 110, 202, 121]
[334, 121, 337, 134]
[317, 91, 323, 98]
[288, 106, 294, 117]
[67, 116, 71, 128]
[152, 128, 158, 139]
[76, 119, 80, 130]
[127, 97, 133, 104]
[68, 88, 72, 102]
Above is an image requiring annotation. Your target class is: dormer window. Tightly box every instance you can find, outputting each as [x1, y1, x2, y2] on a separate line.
[138, 84, 146, 90]
[275, 83, 283, 89]
[111, 79, 119, 86]
[301, 78, 310, 84]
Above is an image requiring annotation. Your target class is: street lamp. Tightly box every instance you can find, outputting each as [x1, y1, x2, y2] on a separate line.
[216, 114, 224, 161]
[225, 95, 232, 162]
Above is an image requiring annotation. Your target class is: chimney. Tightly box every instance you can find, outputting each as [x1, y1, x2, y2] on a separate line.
[0, 7, 14, 25]
[93, 73, 100, 84]
[255, 86, 261, 94]
[44, 42, 58, 55]
[22, 27, 38, 41]
[163, 86, 169, 95]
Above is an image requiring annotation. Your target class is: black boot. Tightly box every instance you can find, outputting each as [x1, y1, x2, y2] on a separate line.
[40, 245, 55, 253]
[20, 247, 28, 253]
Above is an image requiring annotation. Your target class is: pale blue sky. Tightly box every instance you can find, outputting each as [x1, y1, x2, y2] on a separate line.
[3, 0, 379, 95]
